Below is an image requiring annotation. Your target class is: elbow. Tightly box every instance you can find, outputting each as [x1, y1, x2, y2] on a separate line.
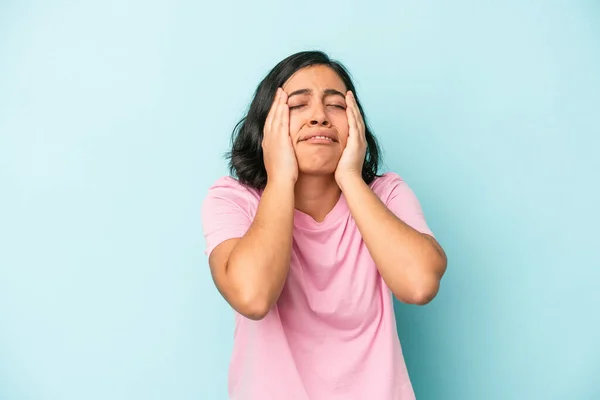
[395, 274, 441, 306]
[235, 291, 273, 321]
[240, 304, 271, 321]
[223, 261, 277, 321]
[409, 249, 447, 305]
[408, 281, 440, 305]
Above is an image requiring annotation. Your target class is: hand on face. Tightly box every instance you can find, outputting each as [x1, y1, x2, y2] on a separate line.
[334, 91, 367, 185]
[262, 88, 299, 185]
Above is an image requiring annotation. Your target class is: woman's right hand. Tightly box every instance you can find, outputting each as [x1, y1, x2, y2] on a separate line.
[262, 88, 298, 185]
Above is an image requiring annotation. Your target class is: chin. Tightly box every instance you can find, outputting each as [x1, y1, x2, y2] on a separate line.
[297, 163, 338, 176]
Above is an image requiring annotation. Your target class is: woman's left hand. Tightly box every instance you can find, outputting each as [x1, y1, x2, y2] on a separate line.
[335, 91, 367, 187]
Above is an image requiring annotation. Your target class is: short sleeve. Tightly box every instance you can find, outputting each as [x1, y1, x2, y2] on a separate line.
[373, 173, 434, 237]
[201, 177, 255, 257]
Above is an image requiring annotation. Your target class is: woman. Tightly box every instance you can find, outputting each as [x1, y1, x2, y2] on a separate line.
[202, 51, 447, 400]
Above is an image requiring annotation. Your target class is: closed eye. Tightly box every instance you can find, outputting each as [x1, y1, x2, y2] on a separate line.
[289, 104, 307, 110]
[328, 104, 346, 110]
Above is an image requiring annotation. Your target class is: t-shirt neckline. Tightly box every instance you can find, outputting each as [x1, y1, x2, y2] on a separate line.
[293, 193, 348, 229]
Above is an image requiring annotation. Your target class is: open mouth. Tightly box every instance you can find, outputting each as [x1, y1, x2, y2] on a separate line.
[305, 135, 336, 142]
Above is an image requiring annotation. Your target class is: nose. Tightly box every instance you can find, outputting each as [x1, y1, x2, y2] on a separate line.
[309, 103, 330, 127]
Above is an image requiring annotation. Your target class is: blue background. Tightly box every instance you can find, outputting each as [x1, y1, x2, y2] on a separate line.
[1, 1, 599, 399]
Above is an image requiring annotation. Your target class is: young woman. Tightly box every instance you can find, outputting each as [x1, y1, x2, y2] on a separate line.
[202, 51, 447, 400]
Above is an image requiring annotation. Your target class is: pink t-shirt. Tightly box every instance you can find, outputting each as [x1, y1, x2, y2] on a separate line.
[202, 172, 434, 400]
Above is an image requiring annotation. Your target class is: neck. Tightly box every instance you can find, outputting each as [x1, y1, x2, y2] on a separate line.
[294, 174, 341, 222]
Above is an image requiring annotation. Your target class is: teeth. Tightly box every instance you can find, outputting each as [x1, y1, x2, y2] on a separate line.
[311, 136, 332, 141]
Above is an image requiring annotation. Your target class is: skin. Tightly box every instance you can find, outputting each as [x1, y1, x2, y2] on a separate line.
[209, 65, 447, 320]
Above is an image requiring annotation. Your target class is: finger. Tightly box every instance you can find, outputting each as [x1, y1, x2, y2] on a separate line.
[280, 90, 289, 134]
[265, 88, 281, 133]
[348, 91, 366, 141]
[348, 91, 360, 129]
[346, 92, 358, 138]
[275, 89, 288, 133]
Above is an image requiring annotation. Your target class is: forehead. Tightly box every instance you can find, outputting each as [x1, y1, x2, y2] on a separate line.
[283, 65, 347, 93]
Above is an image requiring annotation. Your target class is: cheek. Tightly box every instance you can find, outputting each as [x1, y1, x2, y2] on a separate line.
[289, 115, 304, 142]
[338, 132, 349, 148]
[333, 114, 349, 146]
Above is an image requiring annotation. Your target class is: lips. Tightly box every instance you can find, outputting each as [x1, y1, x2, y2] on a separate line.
[300, 130, 338, 142]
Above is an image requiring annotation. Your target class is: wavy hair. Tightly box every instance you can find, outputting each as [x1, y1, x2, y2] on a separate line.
[227, 51, 381, 190]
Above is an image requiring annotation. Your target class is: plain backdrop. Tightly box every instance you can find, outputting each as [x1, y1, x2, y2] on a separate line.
[1, 1, 599, 399]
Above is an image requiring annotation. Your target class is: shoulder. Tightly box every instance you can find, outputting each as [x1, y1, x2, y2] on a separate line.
[202, 176, 261, 215]
[201, 177, 260, 256]
[369, 172, 408, 198]
[207, 176, 260, 196]
[370, 172, 433, 235]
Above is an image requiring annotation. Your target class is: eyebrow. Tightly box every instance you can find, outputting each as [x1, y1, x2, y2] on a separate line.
[287, 88, 346, 99]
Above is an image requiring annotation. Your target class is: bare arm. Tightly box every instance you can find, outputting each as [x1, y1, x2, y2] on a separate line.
[339, 176, 447, 305]
[335, 91, 447, 305]
[208, 88, 298, 320]
[209, 180, 294, 320]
